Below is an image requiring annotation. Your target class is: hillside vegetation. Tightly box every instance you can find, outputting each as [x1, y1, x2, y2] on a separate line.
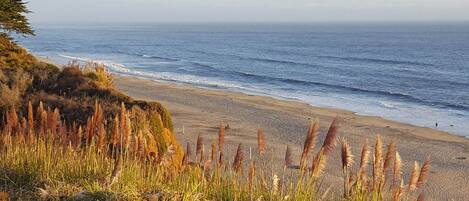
[0, 35, 173, 128]
[0, 35, 184, 199]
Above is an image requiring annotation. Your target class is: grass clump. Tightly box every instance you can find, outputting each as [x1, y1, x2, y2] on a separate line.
[0, 101, 183, 200]
[0, 105, 430, 200]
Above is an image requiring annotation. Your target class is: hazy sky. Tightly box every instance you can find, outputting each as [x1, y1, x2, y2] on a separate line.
[28, 0, 469, 24]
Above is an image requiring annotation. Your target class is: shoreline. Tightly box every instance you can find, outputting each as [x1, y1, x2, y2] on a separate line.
[42, 53, 468, 136]
[115, 73, 468, 141]
[114, 73, 469, 201]
[107, 72, 469, 137]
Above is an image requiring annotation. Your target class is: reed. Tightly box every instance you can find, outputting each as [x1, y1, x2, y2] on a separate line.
[373, 135, 383, 190]
[284, 145, 292, 168]
[310, 118, 339, 178]
[300, 120, 318, 169]
[0, 104, 431, 200]
[233, 143, 244, 173]
[199, 144, 206, 164]
[257, 128, 266, 155]
[321, 118, 338, 155]
[417, 158, 430, 188]
[340, 137, 354, 197]
[392, 152, 402, 188]
[183, 142, 192, 164]
[408, 161, 420, 192]
[218, 123, 225, 166]
[358, 139, 370, 180]
[196, 133, 203, 156]
[211, 139, 217, 162]
[111, 115, 119, 147]
[96, 122, 106, 152]
[27, 101, 33, 135]
[248, 161, 256, 193]
[311, 149, 326, 178]
[383, 138, 396, 171]
[340, 137, 354, 173]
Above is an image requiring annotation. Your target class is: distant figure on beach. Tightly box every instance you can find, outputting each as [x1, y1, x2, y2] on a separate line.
[435, 122, 438, 127]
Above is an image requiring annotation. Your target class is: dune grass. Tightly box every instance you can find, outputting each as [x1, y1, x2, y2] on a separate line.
[0, 101, 430, 200]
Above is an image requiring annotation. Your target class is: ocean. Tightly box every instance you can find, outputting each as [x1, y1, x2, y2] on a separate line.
[16, 23, 469, 136]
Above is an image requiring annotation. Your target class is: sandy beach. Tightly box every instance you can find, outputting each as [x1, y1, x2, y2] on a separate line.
[114, 75, 469, 200]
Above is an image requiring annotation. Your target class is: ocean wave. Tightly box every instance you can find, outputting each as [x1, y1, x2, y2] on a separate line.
[188, 49, 321, 68]
[141, 54, 179, 62]
[58, 54, 93, 62]
[318, 55, 435, 67]
[166, 58, 469, 111]
[57, 54, 246, 89]
[242, 56, 317, 67]
[112, 50, 179, 62]
[378, 101, 397, 109]
[57, 53, 468, 111]
[207, 69, 469, 111]
[183, 50, 469, 93]
[187, 49, 435, 71]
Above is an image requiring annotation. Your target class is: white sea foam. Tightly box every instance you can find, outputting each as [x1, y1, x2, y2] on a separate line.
[56, 53, 469, 137]
[58, 54, 249, 90]
[378, 101, 397, 109]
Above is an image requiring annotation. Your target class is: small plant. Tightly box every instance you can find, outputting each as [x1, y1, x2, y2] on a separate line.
[82, 62, 114, 89]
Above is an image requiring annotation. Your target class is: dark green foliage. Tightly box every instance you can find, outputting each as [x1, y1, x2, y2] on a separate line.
[0, 34, 38, 68]
[0, 0, 34, 36]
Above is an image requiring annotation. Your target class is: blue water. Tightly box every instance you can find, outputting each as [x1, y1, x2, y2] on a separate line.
[16, 23, 469, 136]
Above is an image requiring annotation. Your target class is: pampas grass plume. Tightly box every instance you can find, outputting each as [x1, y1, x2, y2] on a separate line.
[284, 145, 292, 168]
[393, 151, 402, 187]
[408, 161, 420, 192]
[311, 149, 326, 177]
[196, 133, 203, 158]
[233, 143, 244, 173]
[28, 101, 34, 134]
[339, 137, 353, 173]
[383, 138, 396, 171]
[417, 158, 430, 188]
[211, 139, 217, 162]
[300, 120, 318, 168]
[358, 139, 370, 178]
[257, 128, 266, 155]
[321, 118, 338, 155]
[218, 123, 225, 151]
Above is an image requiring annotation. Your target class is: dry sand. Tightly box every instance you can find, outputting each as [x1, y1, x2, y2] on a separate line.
[114, 75, 469, 201]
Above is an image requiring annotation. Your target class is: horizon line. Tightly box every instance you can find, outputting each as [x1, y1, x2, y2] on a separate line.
[31, 20, 469, 26]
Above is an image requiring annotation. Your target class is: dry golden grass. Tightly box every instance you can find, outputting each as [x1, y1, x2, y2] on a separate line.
[0, 101, 431, 200]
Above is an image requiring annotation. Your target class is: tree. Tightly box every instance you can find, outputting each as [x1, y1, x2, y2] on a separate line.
[0, 0, 34, 36]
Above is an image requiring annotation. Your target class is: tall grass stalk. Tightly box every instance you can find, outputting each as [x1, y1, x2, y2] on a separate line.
[0, 104, 430, 200]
